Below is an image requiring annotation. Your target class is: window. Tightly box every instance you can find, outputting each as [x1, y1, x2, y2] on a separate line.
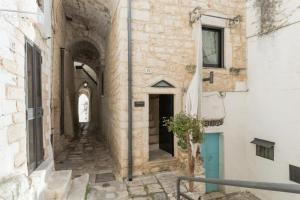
[202, 27, 224, 68]
[256, 145, 274, 160]
[251, 138, 275, 161]
[289, 165, 300, 184]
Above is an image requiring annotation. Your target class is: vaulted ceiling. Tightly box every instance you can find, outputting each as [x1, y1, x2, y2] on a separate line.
[63, 0, 112, 39]
[63, 0, 114, 68]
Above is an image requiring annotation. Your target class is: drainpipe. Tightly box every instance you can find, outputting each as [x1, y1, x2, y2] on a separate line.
[127, 0, 133, 181]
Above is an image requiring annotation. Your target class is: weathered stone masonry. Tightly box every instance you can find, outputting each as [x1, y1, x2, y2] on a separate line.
[132, 0, 246, 176]
[102, 0, 247, 177]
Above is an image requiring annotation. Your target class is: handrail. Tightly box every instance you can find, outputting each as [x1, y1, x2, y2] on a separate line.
[177, 177, 300, 200]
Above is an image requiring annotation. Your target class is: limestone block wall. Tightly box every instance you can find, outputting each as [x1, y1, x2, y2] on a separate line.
[51, 0, 68, 157]
[0, 0, 53, 186]
[127, 0, 247, 175]
[103, 0, 129, 178]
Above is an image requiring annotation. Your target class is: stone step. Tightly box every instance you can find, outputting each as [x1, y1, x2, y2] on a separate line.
[149, 144, 159, 151]
[149, 127, 158, 136]
[67, 174, 89, 200]
[149, 135, 159, 144]
[222, 191, 261, 200]
[45, 170, 72, 200]
[200, 191, 261, 200]
[203, 192, 226, 200]
[149, 120, 155, 128]
[144, 158, 178, 174]
[149, 113, 153, 121]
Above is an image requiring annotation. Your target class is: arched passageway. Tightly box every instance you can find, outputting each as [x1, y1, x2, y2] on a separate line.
[53, 0, 117, 182]
[78, 92, 89, 123]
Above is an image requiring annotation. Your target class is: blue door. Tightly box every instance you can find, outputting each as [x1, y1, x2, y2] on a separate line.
[201, 133, 220, 193]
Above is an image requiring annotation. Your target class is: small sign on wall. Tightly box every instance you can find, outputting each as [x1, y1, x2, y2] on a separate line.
[134, 101, 145, 107]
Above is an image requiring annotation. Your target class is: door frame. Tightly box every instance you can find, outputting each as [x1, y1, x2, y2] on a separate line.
[201, 132, 224, 193]
[144, 80, 183, 162]
[25, 38, 44, 173]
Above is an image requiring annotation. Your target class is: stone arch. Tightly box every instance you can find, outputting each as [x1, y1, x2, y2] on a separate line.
[68, 39, 102, 71]
[77, 82, 92, 123]
[67, 37, 105, 65]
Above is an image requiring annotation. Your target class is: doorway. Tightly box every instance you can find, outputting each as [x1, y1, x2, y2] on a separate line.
[25, 40, 44, 173]
[202, 133, 220, 193]
[149, 94, 174, 161]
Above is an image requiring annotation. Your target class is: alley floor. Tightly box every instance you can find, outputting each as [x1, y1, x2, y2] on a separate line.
[55, 133, 115, 183]
[54, 134, 260, 200]
[87, 171, 190, 200]
[87, 171, 260, 200]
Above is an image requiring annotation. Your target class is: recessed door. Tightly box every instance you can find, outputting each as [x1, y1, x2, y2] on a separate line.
[159, 94, 174, 156]
[25, 40, 44, 173]
[202, 133, 220, 193]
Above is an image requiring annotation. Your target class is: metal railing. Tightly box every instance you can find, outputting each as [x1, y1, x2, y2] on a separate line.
[177, 177, 300, 200]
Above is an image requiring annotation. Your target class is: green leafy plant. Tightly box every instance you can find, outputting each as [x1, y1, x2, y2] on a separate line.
[163, 112, 204, 149]
[164, 112, 204, 192]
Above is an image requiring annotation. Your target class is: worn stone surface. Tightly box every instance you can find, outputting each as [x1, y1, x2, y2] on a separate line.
[67, 174, 89, 200]
[55, 134, 115, 183]
[101, 0, 248, 178]
[0, 0, 54, 190]
[87, 171, 261, 200]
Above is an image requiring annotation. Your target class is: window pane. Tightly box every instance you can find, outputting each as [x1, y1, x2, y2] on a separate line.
[203, 29, 220, 66]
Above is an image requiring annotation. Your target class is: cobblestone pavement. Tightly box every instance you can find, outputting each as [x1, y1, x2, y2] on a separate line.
[55, 133, 115, 183]
[87, 171, 192, 200]
[86, 171, 260, 200]
[55, 134, 259, 200]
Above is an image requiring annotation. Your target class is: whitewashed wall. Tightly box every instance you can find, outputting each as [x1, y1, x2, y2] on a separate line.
[0, 0, 54, 199]
[221, 0, 300, 199]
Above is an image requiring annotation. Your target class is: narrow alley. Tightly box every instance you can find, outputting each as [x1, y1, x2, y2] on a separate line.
[2, 0, 300, 200]
[55, 133, 115, 183]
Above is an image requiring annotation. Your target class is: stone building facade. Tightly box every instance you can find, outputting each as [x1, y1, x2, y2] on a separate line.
[0, 0, 54, 198]
[1, 0, 300, 200]
[101, 0, 247, 177]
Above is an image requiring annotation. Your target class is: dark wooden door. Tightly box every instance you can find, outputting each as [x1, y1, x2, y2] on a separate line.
[25, 40, 44, 173]
[159, 94, 174, 156]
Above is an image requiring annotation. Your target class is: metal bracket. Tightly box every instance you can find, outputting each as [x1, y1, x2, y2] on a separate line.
[189, 7, 241, 27]
[203, 71, 214, 84]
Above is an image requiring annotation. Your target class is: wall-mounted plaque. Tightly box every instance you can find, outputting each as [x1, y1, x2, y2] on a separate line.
[134, 101, 145, 107]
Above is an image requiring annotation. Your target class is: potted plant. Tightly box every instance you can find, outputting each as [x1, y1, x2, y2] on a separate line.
[164, 112, 204, 192]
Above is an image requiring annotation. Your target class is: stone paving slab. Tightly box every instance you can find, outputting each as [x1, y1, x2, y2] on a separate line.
[55, 134, 116, 181]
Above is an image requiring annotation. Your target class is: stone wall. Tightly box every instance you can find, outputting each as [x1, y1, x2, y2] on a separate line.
[0, 0, 53, 179]
[102, 0, 129, 178]
[51, 0, 68, 157]
[0, 0, 56, 198]
[127, 0, 247, 175]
